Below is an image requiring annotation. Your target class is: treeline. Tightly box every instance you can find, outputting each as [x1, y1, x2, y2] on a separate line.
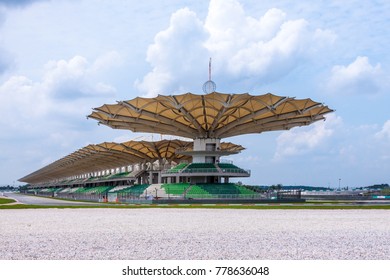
[355, 183, 389, 190]
[0, 185, 19, 191]
[242, 184, 332, 192]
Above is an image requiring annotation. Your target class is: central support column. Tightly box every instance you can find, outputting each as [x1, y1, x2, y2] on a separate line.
[192, 138, 221, 163]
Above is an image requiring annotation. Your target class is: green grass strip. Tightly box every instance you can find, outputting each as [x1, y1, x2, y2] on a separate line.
[0, 198, 16, 204]
[1, 204, 390, 210]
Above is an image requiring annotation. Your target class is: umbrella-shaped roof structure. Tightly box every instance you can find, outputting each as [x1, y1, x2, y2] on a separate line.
[88, 92, 333, 139]
[19, 139, 245, 184]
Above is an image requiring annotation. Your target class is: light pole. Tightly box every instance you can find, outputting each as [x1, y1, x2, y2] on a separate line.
[338, 178, 341, 191]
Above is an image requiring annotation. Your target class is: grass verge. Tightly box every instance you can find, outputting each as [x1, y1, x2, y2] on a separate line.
[0, 198, 16, 204]
[1, 204, 390, 210]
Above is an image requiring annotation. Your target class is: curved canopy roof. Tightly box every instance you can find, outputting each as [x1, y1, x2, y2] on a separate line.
[19, 140, 244, 184]
[88, 92, 333, 139]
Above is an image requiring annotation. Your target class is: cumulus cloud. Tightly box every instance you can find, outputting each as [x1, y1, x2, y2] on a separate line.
[205, 2, 333, 82]
[327, 56, 383, 95]
[42, 55, 117, 99]
[375, 120, 390, 140]
[274, 114, 341, 160]
[136, 0, 334, 96]
[91, 51, 122, 73]
[0, 53, 118, 134]
[135, 7, 209, 96]
[0, 75, 46, 120]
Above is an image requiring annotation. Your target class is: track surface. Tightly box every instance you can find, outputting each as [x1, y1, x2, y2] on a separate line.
[3, 192, 390, 207]
[1, 208, 389, 260]
[3, 192, 104, 206]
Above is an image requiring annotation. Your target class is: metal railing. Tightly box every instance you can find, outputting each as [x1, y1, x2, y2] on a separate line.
[179, 193, 268, 199]
[162, 168, 251, 174]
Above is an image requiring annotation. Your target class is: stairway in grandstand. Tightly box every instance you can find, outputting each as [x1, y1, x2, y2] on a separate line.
[165, 163, 188, 173]
[143, 184, 166, 198]
[108, 185, 129, 193]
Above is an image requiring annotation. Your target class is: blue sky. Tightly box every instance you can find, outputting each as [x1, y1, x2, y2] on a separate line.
[0, 0, 389, 188]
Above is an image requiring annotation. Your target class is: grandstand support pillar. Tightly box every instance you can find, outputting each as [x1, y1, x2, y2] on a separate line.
[158, 171, 162, 184]
[149, 171, 153, 185]
[224, 177, 229, 183]
[144, 172, 148, 184]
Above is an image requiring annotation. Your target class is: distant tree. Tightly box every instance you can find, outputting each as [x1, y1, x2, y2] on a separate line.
[270, 184, 283, 191]
[381, 188, 390, 195]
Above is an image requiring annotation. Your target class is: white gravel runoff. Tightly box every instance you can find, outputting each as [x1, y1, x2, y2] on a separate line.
[1, 208, 389, 260]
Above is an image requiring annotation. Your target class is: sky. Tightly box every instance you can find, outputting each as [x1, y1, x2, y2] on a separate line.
[0, 0, 389, 188]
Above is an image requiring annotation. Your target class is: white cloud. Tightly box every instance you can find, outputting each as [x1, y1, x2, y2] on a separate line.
[91, 50, 123, 73]
[0, 52, 125, 184]
[327, 56, 383, 95]
[42, 55, 117, 98]
[0, 75, 47, 129]
[136, 0, 334, 96]
[274, 114, 342, 160]
[135, 7, 209, 96]
[0, 53, 118, 134]
[42, 56, 89, 97]
[204, 2, 331, 81]
[375, 120, 390, 140]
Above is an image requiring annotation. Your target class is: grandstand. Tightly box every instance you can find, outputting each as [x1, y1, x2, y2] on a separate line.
[186, 183, 257, 199]
[19, 91, 332, 203]
[162, 183, 190, 195]
[164, 163, 188, 174]
[117, 184, 150, 196]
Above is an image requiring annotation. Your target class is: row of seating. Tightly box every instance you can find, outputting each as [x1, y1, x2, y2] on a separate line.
[30, 183, 256, 197]
[187, 184, 256, 195]
[36, 188, 60, 193]
[74, 186, 113, 194]
[161, 183, 190, 194]
[107, 172, 131, 179]
[165, 163, 188, 173]
[217, 163, 239, 169]
[59, 187, 81, 193]
[28, 184, 153, 195]
[161, 183, 256, 196]
[183, 163, 218, 173]
[117, 184, 150, 195]
[166, 162, 247, 174]
[86, 172, 133, 182]
[186, 163, 216, 169]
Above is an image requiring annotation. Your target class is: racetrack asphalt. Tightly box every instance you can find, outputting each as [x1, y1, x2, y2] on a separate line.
[2, 192, 105, 206]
